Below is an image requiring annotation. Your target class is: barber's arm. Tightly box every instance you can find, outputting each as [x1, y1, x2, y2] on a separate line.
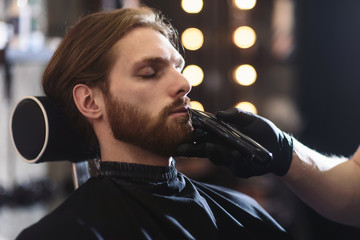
[284, 141, 360, 227]
[177, 108, 360, 227]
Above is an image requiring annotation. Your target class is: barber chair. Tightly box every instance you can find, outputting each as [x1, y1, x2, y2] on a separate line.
[9, 96, 97, 189]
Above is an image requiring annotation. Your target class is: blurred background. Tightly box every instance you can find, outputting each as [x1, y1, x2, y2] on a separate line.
[0, 0, 360, 239]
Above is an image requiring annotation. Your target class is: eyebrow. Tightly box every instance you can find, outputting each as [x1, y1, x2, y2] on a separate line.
[132, 56, 185, 72]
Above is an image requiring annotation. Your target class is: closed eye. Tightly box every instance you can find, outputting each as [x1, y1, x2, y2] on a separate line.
[138, 66, 157, 79]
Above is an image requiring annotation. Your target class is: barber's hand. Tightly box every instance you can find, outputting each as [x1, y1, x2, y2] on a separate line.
[176, 108, 293, 178]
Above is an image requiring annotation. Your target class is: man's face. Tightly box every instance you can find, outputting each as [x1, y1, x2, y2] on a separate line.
[103, 27, 193, 156]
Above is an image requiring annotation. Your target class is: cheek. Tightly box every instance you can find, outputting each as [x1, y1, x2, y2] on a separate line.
[115, 87, 158, 115]
[133, 82, 164, 101]
[130, 87, 155, 106]
[110, 80, 168, 117]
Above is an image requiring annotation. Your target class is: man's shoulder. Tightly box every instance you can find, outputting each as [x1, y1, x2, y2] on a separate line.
[16, 212, 99, 240]
[187, 178, 290, 237]
[187, 178, 276, 220]
[189, 178, 258, 205]
[15, 177, 117, 240]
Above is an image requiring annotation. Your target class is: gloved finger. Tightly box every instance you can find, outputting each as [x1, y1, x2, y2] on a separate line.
[229, 152, 270, 178]
[230, 160, 267, 178]
[175, 143, 210, 158]
[205, 143, 234, 165]
[176, 142, 234, 163]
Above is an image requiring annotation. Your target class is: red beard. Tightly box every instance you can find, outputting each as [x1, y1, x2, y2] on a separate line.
[105, 95, 193, 157]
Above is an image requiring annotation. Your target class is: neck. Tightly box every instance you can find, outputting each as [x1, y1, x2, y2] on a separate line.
[99, 138, 172, 167]
[93, 119, 172, 166]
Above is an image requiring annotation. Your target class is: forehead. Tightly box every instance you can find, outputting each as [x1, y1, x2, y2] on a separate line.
[112, 27, 183, 66]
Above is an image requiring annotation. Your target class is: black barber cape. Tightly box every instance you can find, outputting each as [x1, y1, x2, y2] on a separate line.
[16, 161, 292, 240]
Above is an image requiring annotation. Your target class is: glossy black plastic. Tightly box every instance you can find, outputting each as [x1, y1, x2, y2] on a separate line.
[190, 109, 273, 164]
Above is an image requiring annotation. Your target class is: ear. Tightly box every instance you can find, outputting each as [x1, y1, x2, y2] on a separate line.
[73, 84, 103, 120]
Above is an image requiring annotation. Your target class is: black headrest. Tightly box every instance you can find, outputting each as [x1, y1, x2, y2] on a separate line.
[9, 96, 97, 163]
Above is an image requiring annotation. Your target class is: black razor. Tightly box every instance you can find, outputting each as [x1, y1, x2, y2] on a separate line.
[190, 109, 273, 165]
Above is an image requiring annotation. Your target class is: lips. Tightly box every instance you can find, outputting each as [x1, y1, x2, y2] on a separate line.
[169, 105, 190, 117]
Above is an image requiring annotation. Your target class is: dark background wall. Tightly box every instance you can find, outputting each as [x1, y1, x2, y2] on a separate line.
[297, 0, 360, 157]
[295, 1, 360, 238]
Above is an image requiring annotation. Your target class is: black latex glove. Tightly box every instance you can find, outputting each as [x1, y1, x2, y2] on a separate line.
[176, 108, 293, 178]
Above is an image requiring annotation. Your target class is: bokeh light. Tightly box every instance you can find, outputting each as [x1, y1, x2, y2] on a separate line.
[234, 0, 256, 10]
[235, 101, 257, 114]
[233, 64, 257, 86]
[183, 65, 204, 86]
[233, 26, 256, 49]
[181, 28, 204, 51]
[181, 0, 203, 13]
[190, 101, 204, 111]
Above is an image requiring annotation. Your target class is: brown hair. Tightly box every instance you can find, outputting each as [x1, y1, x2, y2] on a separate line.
[42, 7, 179, 145]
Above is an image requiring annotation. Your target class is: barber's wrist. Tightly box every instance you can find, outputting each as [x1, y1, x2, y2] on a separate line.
[280, 138, 306, 181]
[275, 132, 294, 176]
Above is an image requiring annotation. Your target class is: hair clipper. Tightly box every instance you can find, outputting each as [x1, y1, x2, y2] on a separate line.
[190, 109, 273, 165]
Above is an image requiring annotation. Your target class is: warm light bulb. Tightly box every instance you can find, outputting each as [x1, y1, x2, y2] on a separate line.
[190, 101, 204, 111]
[181, 28, 204, 51]
[234, 0, 256, 10]
[182, 0, 203, 13]
[183, 65, 204, 86]
[233, 64, 257, 86]
[235, 101, 257, 114]
[233, 26, 256, 49]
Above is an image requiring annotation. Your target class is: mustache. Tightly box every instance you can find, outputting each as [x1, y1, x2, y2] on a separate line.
[162, 97, 191, 117]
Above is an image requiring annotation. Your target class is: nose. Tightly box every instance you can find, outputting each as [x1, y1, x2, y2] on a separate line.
[171, 70, 192, 98]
